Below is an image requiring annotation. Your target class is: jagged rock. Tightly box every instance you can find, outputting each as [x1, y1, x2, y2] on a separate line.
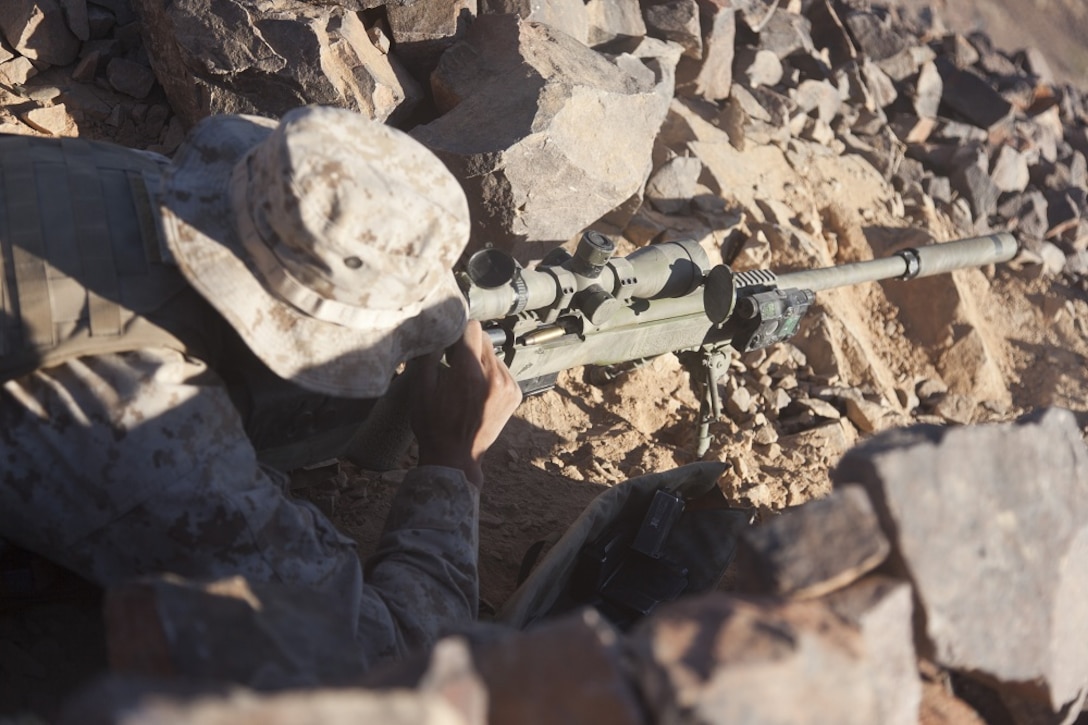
[413, 16, 676, 261]
[877, 45, 936, 83]
[734, 485, 891, 599]
[0, 56, 38, 86]
[832, 408, 1088, 714]
[86, 3, 115, 38]
[843, 9, 911, 63]
[106, 57, 155, 99]
[725, 383, 754, 417]
[385, 0, 474, 81]
[368, 610, 643, 725]
[888, 113, 934, 144]
[941, 33, 980, 70]
[133, 0, 423, 127]
[18, 104, 77, 136]
[936, 57, 1013, 129]
[643, 0, 702, 59]
[938, 327, 1008, 403]
[674, 0, 734, 101]
[1045, 189, 1081, 237]
[60, 82, 112, 120]
[824, 577, 922, 725]
[632, 594, 882, 724]
[860, 58, 897, 109]
[72, 51, 100, 82]
[948, 144, 999, 222]
[990, 144, 1030, 193]
[480, 0, 589, 46]
[735, 47, 783, 88]
[806, 0, 855, 69]
[0, 0, 81, 66]
[1025, 238, 1070, 276]
[912, 61, 942, 118]
[645, 155, 702, 214]
[793, 79, 841, 123]
[464, 611, 643, 725]
[60, 0, 90, 41]
[585, 0, 646, 47]
[757, 10, 814, 60]
[88, 0, 136, 25]
[843, 392, 894, 433]
[930, 392, 976, 425]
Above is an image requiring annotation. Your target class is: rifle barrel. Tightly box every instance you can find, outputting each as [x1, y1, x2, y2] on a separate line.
[773, 232, 1018, 292]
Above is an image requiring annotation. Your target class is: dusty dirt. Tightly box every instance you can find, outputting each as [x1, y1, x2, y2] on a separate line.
[4, 0, 1088, 720]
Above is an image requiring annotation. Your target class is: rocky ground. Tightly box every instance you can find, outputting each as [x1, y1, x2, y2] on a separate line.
[2, 0, 1088, 722]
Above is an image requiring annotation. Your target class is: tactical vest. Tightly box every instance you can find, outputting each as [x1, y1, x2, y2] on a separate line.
[0, 135, 381, 472]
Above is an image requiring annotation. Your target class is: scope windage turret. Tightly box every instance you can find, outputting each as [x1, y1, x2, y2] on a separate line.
[461, 234, 712, 322]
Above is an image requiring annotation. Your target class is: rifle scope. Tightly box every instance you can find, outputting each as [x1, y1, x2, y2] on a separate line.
[462, 231, 711, 322]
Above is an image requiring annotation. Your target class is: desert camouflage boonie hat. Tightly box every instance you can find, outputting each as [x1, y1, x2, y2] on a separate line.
[159, 106, 470, 398]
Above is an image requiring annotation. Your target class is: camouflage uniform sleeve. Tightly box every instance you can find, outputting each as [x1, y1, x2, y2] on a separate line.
[0, 348, 479, 669]
[362, 466, 479, 653]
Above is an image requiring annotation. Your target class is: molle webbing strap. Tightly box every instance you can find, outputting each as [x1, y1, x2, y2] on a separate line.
[0, 135, 52, 349]
[60, 138, 123, 338]
[127, 170, 163, 264]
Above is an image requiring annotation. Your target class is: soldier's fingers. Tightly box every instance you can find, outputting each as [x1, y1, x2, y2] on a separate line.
[405, 350, 442, 394]
[449, 320, 486, 366]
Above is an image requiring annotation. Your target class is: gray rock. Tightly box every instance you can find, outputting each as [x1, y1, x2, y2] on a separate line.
[59, 0, 90, 41]
[645, 155, 702, 214]
[735, 47, 783, 89]
[0, 0, 81, 66]
[806, 0, 855, 69]
[912, 61, 942, 119]
[935, 57, 1012, 129]
[757, 10, 814, 60]
[832, 408, 1088, 713]
[734, 485, 891, 599]
[843, 9, 910, 62]
[949, 145, 1000, 221]
[413, 16, 676, 261]
[385, 0, 474, 81]
[1045, 189, 1082, 238]
[941, 33, 980, 69]
[643, 0, 702, 60]
[674, 0, 734, 101]
[990, 144, 1030, 193]
[860, 58, 897, 109]
[0, 56, 38, 86]
[72, 51, 100, 82]
[88, 0, 136, 25]
[585, 0, 646, 48]
[133, 0, 423, 126]
[106, 57, 155, 99]
[479, 0, 588, 46]
[876, 45, 935, 82]
[632, 594, 882, 724]
[824, 577, 922, 725]
[86, 3, 115, 39]
[0, 35, 13, 64]
[733, 0, 777, 33]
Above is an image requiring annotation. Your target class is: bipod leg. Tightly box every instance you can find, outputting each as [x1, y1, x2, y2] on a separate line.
[680, 348, 731, 457]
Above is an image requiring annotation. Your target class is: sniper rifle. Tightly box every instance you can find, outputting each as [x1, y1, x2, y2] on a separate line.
[458, 230, 1018, 456]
